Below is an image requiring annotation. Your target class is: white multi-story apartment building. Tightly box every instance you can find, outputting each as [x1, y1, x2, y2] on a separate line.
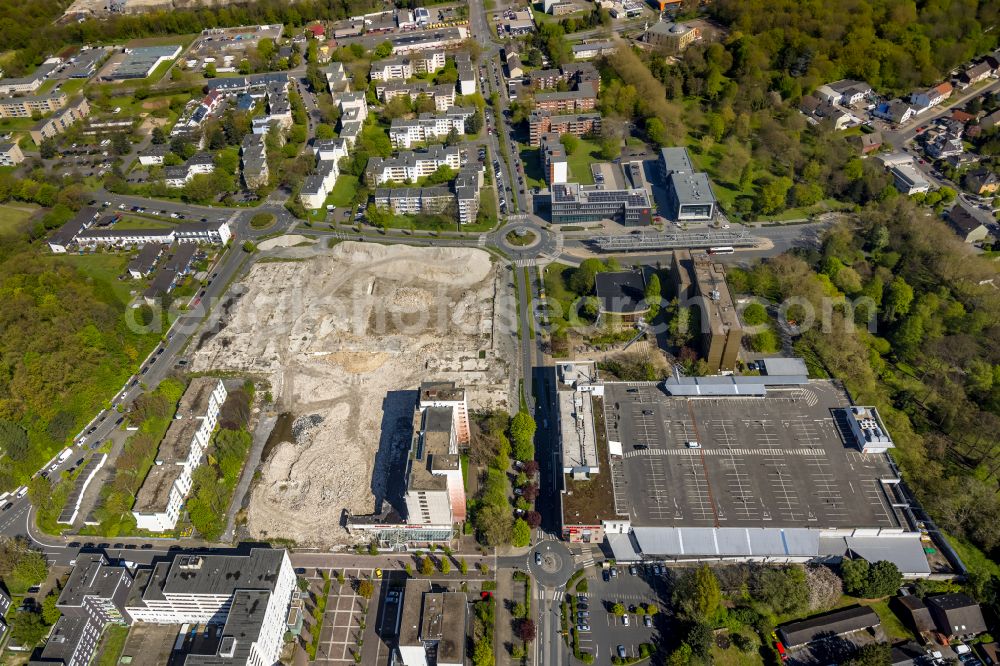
[377, 82, 456, 112]
[369, 50, 445, 81]
[366, 145, 462, 185]
[74, 220, 232, 248]
[300, 139, 350, 209]
[132, 378, 227, 532]
[389, 106, 473, 148]
[125, 549, 295, 666]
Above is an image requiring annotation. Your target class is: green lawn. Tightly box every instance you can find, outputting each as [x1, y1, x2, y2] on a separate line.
[710, 641, 763, 666]
[758, 198, 853, 222]
[112, 216, 175, 230]
[326, 174, 360, 207]
[47, 254, 134, 307]
[565, 137, 600, 185]
[0, 203, 39, 235]
[92, 625, 130, 666]
[947, 531, 1000, 578]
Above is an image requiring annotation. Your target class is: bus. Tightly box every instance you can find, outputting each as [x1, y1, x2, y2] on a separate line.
[707, 246, 735, 255]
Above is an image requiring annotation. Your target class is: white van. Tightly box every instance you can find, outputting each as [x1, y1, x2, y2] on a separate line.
[685, 441, 702, 449]
[15, 486, 28, 499]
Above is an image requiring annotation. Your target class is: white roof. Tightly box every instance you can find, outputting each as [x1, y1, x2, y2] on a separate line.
[632, 527, 821, 558]
[819, 534, 931, 575]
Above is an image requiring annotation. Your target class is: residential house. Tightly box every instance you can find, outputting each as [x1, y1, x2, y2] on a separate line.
[528, 110, 601, 146]
[241, 134, 269, 189]
[890, 162, 930, 195]
[799, 95, 854, 129]
[965, 168, 998, 195]
[127, 243, 165, 279]
[534, 82, 597, 114]
[0, 91, 67, 118]
[849, 131, 883, 155]
[874, 100, 915, 125]
[366, 145, 462, 185]
[959, 61, 991, 87]
[454, 52, 476, 96]
[816, 79, 873, 106]
[506, 54, 523, 79]
[925, 133, 964, 159]
[389, 106, 474, 149]
[946, 205, 990, 244]
[539, 132, 568, 185]
[926, 593, 988, 639]
[131, 378, 227, 532]
[910, 82, 953, 112]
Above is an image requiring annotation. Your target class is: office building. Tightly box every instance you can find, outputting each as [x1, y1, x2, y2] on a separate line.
[671, 250, 742, 372]
[404, 403, 466, 524]
[131, 379, 227, 532]
[550, 182, 652, 226]
[644, 21, 699, 53]
[124, 548, 296, 666]
[660, 147, 717, 221]
[30, 554, 133, 666]
[397, 579, 466, 666]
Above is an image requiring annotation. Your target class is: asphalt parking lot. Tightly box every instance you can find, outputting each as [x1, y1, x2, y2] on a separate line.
[570, 564, 668, 663]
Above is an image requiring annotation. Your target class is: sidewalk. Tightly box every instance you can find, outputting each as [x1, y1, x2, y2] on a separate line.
[495, 570, 515, 666]
[222, 411, 276, 542]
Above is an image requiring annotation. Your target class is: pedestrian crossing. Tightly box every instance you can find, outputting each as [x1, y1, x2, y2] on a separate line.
[622, 447, 828, 459]
[477, 234, 487, 247]
[513, 257, 537, 267]
[550, 589, 565, 602]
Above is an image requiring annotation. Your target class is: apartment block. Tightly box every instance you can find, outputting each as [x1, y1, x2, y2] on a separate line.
[528, 110, 600, 146]
[131, 378, 227, 532]
[404, 405, 465, 525]
[0, 142, 24, 167]
[369, 50, 445, 81]
[377, 82, 456, 112]
[389, 106, 473, 148]
[30, 96, 90, 144]
[398, 579, 467, 666]
[0, 91, 67, 118]
[533, 82, 597, 113]
[366, 145, 462, 185]
[539, 132, 568, 185]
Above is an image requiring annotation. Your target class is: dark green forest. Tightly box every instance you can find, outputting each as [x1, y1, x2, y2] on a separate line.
[0, 226, 160, 491]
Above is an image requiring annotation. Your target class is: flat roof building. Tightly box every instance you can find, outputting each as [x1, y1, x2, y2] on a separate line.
[397, 579, 467, 666]
[660, 147, 717, 221]
[103, 45, 181, 80]
[550, 182, 652, 226]
[595, 270, 648, 319]
[672, 250, 743, 372]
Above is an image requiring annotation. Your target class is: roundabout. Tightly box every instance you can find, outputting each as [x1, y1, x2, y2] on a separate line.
[494, 218, 560, 260]
[526, 539, 576, 588]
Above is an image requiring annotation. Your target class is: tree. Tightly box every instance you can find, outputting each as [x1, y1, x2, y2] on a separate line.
[374, 41, 393, 58]
[560, 133, 580, 154]
[242, 240, 256, 253]
[440, 557, 451, 574]
[41, 592, 61, 624]
[420, 555, 434, 576]
[9, 610, 47, 647]
[646, 117, 668, 146]
[513, 602, 527, 619]
[510, 411, 536, 461]
[39, 139, 57, 159]
[840, 558, 901, 599]
[756, 176, 793, 215]
[111, 132, 131, 155]
[511, 518, 531, 547]
[884, 276, 914, 321]
[204, 62, 217, 78]
[357, 579, 374, 599]
[742, 302, 769, 326]
[674, 564, 721, 624]
[515, 618, 536, 642]
[750, 328, 780, 353]
[569, 258, 605, 295]
[612, 602, 626, 616]
[459, 558, 468, 575]
[0, 419, 29, 461]
[150, 126, 166, 145]
[645, 273, 661, 318]
[524, 511, 542, 528]
[466, 111, 483, 135]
